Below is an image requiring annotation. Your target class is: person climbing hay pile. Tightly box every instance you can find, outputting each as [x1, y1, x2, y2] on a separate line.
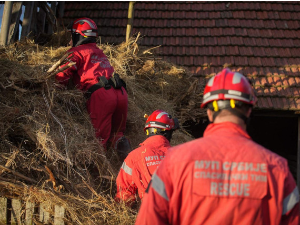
[55, 18, 131, 160]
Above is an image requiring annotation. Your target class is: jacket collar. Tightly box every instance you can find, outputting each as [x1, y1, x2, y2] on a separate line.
[140, 135, 170, 147]
[204, 122, 251, 139]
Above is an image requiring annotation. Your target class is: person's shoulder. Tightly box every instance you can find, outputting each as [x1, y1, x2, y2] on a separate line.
[166, 138, 205, 162]
[171, 137, 204, 151]
[249, 141, 289, 171]
[125, 145, 145, 162]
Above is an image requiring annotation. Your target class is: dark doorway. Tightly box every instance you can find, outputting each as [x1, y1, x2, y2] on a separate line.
[183, 113, 298, 181]
[248, 115, 298, 181]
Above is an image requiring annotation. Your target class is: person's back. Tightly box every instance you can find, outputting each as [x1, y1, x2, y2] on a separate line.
[135, 69, 299, 225]
[56, 42, 114, 91]
[116, 135, 171, 202]
[115, 110, 179, 204]
[55, 18, 130, 156]
[145, 122, 298, 224]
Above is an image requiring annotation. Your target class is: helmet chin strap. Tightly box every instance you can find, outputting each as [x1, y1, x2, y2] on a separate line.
[146, 128, 173, 142]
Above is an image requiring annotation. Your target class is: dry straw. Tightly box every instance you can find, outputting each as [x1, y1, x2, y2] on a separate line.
[0, 32, 204, 224]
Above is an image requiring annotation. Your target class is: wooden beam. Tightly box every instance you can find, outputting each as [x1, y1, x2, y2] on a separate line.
[298, 117, 300, 189]
[39, 202, 50, 224]
[0, 197, 7, 224]
[21, 2, 34, 39]
[48, 1, 57, 34]
[28, 2, 38, 38]
[0, 1, 13, 46]
[37, 7, 46, 34]
[56, 1, 65, 38]
[54, 205, 65, 225]
[7, 1, 23, 44]
[57, 1, 65, 19]
[11, 199, 22, 225]
[126, 1, 135, 42]
[25, 201, 34, 225]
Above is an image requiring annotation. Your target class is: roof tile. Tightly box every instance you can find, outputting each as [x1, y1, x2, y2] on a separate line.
[247, 29, 260, 37]
[230, 37, 244, 45]
[239, 47, 254, 56]
[196, 37, 205, 46]
[194, 56, 204, 66]
[235, 57, 249, 66]
[235, 28, 248, 36]
[211, 28, 223, 36]
[197, 28, 211, 36]
[256, 98, 263, 108]
[282, 3, 295, 11]
[228, 19, 241, 27]
[224, 56, 234, 66]
[202, 3, 214, 11]
[271, 29, 285, 38]
[288, 98, 297, 109]
[292, 39, 300, 47]
[275, 20, 289, 29]
[260, 3, 272, 10]
[282, 97, 290, 109]
[282, 78, 292, 95]
[255, 38, 270, 47]
[204, 37, 218, 45]
[244, 11, 257, 19]
[281, 39, 294, 48]
[277, 48, 291, 57]
[220, 11, 233, 19]
[215, 19, 228, 27]
[217, 36, 231, 46]
[278, 58, 289, 66]
[263, 20, 277, 29]
[226, 46, 239, 55]
[287, 20, 300, 29]
[248, 57, 262, 66]
[214, 3, 227, 11]
[256, 11, 268, 20]
[279, 12, 292, 20]
[295, 99, 300, 109]
[253, 47, 266, 57]
[232, 11, 244, 19]
[223, 28, 235, 36]
[244, 37, 256, 46]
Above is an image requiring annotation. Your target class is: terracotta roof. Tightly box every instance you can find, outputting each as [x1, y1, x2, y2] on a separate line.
[63, 1, 300, 111]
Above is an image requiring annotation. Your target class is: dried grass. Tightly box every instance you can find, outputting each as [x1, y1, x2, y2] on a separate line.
[0, 33, 203, 224]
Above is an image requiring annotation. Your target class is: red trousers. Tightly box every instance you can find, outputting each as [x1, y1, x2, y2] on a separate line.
[86, 87, 128, 149]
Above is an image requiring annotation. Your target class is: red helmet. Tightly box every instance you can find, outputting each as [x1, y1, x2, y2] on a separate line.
[144, 110, 179, 132]
[201, 68, 256, 108]
[68, 18, 98, 37]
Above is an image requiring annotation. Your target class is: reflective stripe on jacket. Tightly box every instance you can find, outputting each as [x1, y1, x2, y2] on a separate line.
[115, 135, 171, 203]
[135, 122, 300, 225]
[55, 43, 114, 91]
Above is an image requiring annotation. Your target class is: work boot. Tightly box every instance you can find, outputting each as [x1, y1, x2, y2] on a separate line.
[115, 136, 132, 162]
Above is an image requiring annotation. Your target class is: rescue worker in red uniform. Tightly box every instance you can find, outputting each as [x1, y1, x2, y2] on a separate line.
[115, 110, 179, 205]
[55, 18, 131, 159]
[136, 69, 299, 225]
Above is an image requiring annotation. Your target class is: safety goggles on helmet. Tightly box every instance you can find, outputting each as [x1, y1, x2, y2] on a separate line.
[201, 68, 257, 109]
[144, 110, 179, 134]
[67, 18, 98, 37]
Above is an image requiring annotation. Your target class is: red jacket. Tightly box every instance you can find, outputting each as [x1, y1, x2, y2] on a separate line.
[136, 122, 299, 225]
[55, 43, 114, 91]
[115, 135, 171, 203]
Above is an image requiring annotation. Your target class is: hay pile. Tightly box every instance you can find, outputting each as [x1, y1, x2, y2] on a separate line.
[0, 33, 202, 224]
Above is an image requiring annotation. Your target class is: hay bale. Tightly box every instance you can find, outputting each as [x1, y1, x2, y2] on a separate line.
[0, 34, 201, 224]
